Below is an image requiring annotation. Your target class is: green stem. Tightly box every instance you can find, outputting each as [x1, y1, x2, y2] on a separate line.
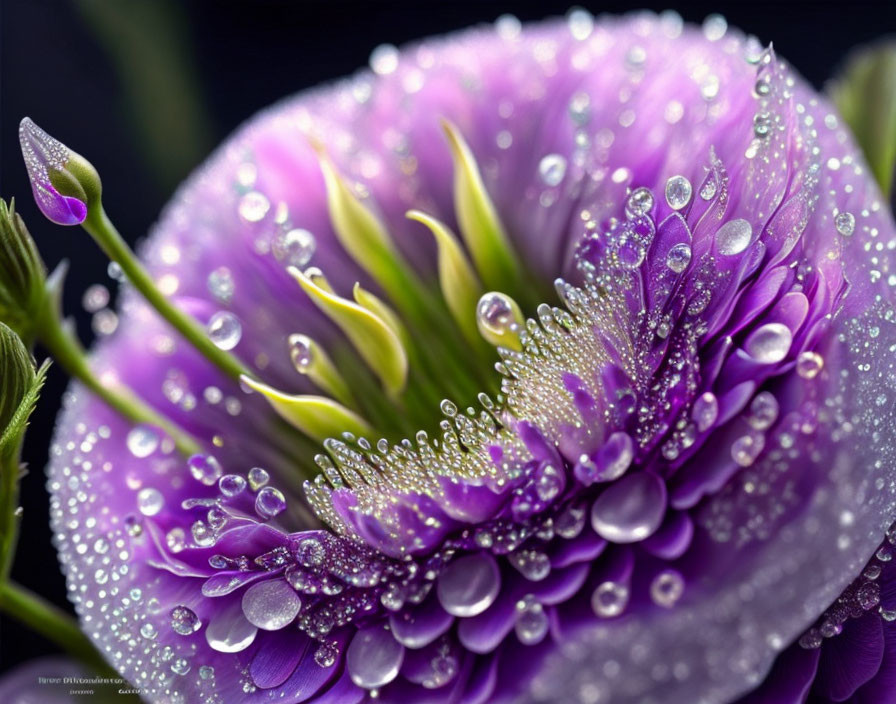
[0, 580, 113, 675]
[82, 206, 252, 382]
[0, 445, 22, 581]
[37, 297, 202, 457]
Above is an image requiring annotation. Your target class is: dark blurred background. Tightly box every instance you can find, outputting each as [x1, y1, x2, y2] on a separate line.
[0, 0, 893, 674]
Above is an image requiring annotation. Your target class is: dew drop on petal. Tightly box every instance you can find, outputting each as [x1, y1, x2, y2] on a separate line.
[796, 351, 824, 379]
[206, 311, 242, 350]
[189, 455, 223, 486]
[288, 334, 314, 372]
[625, 187, 654, 218]
[206, 606, 258, 653]
[219, 474, 247, 497]
[437, 552, 501, 617]
[745, 323, 792, 363]
[170, 605, 202, 635]
[241, 579, 301, 631]
[248, 467, 270, 491]
[665, 242, 692, 273]
[127, 425, 159, 458]
[747, 391, 779, 430]
[136, 488, 164, 516]
[273, 228, 316, 267]
[716, 218, 753, 255]
[650, 570, 685, 608]
[538, 154, 567, 187]
[731, 433, 765, 467]
[255, 486, 286, 518]
[835, 211, 855, 236]
[238, 191, 270, 222]
[692, 392, 719, 432]
[591, 581, 629, 617]
[515, 595, 548, 645]
[207, 267, 235, 303]
[664, 175, 692, 210]
[590, 471, 666, 543]
[477, 293, 517, 334]
[346, 626, 404, 689]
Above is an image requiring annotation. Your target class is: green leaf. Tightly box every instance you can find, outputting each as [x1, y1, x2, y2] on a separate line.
[829, 41, 896, 198]
[0, 323, 48, 459]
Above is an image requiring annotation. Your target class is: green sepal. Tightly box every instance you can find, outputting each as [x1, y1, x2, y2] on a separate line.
[0, 323, 49, 460]
[0, 200, 47, 345]
[829, 41, 896, 198]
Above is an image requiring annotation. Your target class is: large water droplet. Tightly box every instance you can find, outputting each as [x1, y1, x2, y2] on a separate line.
[189, 455, 223, 486]
[238, 191, 270, 222]
[745, 323, 792, 363]
[273, 228, 316, 267]
[346, 626, 404, 689]
[248, 467, 270, 491]
[170, 605, 202, 635]
[437, 552, 501, 617]
[255, 487, 286, 518]
[692, 392, 719, 432]
[241, 579, 301, 631]
[137, 488, 164, 516]
[477, 293, 517, 335]
[625, 187, 654, 218]
[515, 595, 548, 645]
[835, 211, 855, 236]
[288, 334, 314, 372]
[218, 474, 247, 497]
[538, 154, 567, 187]
[665, 242, 692, 273]
[127, 426, 160, 458]
[796, 351, 824, 379]
[590, 471, 666, 543]
[650, 570, 685, 608]
[716, 218, 753, 255]
[591, 581, 629, 617]
[664, 175, 692, 210]
[205, 605, 257, 653]
[207, 311, 242, 350]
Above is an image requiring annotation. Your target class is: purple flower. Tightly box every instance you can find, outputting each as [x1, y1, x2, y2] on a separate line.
[40, 11, 896, 704]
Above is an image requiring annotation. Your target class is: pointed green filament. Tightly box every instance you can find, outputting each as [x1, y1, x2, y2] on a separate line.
[288, 334, 355, 408]
[241, 376, 371, 442]
[441, 119, 524, 297]
[291, 267, 408, 397]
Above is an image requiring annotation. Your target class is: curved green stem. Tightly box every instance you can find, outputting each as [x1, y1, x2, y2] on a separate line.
[0, 445, 23, 582]
[36, 297, 202, 457]
[82, 206, 252, 382]
[0, 580, 113, 675]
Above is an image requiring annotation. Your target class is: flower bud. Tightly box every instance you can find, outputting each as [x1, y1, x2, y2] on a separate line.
[19, 117, 102, 226]
[0, 199, 47, 343]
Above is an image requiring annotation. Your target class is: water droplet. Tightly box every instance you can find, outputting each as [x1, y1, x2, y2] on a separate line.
[170, 605, 202, 635]
[591, 581, 629, 617]
[437, 552, 501, 617]
[700, 179, 717, 201]
[238, 191, 270, 222]
[191, 520, 216, 547]
[650, 570, 685, 608]
[82, 284, 109, 312]
[370, 44, 399, 75]
[346, 626, 404, 689]
[288, 334, 314, 372]
[206, 606, 257, 653]
[219, 474, 247, 497]
[248, 467, 270, 491]
[538, 154, 567, 187]
[625, 187, 654, 218]
[567, 8, 593, 40]
[753, 112, 772, 138]
[702, 13, 727, 41]
[477, 292, 518, 334]
[616, 236, 646, 270]
[796, 351, 824, 379]
[166, 527, 186, 553]
[241, 579, 301, 631]
[273, 228, 316, 267]
[692, 392, 719, 432]
[835, 211, 855, 236]
[140, 622, 158, 639]
[716, 219, 753, 255]
[745, 323, 792, 363]
[255, 487, 286, 518]
[137, 488, 164, 516]
[207, 267, 235, 303]
[127, 426, 159, 458]
[189, 455, 223, 486]
[731, 433, 765, 467]
[664, 176, 692, 210]
[747, 391, 779, 430]
[508, 549, 551, 581]
[206, 311, 242, 350]
[590, 471, 666, 543]
[665, 243, 692, 274]
[568, 92, 591, 124]
[515, 595, 548, 645]
[314, 641, 340, 668]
